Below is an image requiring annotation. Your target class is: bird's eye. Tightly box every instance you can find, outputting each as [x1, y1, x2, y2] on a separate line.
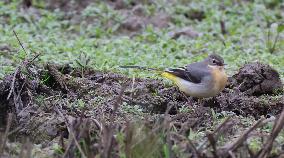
[212, 59, 216, 63]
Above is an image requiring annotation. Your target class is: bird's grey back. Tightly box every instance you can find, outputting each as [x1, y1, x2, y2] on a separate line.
[185, 60, 211, 83]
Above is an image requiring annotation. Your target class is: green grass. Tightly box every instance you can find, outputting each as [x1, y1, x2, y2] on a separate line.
[0, 0, 283, 80]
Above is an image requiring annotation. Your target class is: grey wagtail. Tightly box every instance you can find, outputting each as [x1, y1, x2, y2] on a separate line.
[120, 54, 227, 98]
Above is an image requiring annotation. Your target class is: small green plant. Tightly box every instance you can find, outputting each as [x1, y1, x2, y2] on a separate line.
[77, 99, 85, 109]
[116, 122, 163, 158]
[178, 104, 191, 113]
[211, 108, 220, 126]
[74, 52, 91, 77]
[265, 23, 284, 54]
[35, 95, 45, 105]
[121, 102, 144, 116]
[92, 96, 104, 105]
[40, 71, 52, 85]
[248, 138, 262, 154]
[188, 128, 204, 141]
[52, 144, 64, 156]
[116, 132, 127, 158]
[163, 144, 170, 158]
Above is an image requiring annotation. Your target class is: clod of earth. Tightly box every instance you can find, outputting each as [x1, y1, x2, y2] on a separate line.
[184, 9, 206, 21]
[119, 12, 171, 33]
[0, 62, 283, 146]
[231, 62, 283, 96]
[169, 27, 200, 39]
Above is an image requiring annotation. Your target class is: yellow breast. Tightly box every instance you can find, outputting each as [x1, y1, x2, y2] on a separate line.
[210, 66, 227, 92]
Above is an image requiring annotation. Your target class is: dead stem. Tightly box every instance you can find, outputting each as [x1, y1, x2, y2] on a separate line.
[0, 113, 13, 155]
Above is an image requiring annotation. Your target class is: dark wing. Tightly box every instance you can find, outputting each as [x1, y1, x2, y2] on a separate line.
[165, 61, 210, 84]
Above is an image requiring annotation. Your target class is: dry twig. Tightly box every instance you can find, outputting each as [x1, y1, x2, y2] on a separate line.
[256, 108, 284, 158]
[171, 133, 202, 158]
[220, 117, 265, 156]
[0, 113, 13, 154]
[101, 83, 127, 158]
[7, 31, 40, 101]
[55, 106, 87, 158]
[198, 117, 232, 150]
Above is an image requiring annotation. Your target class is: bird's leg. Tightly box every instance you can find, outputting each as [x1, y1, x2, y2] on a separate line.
[197, 98, 203, 106]
[180, 92, 194, 107]
[190, 97, 203, 107]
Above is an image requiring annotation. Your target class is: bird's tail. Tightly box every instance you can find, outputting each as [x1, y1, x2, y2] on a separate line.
[119, 65, 163, 72]
[120, 65, 179, 82]
[160, 72, 179, 82]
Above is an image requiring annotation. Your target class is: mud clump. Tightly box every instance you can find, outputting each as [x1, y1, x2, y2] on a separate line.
[118, 11, 171, 33]
[169, 27, 200, 39]
[109, 0, 154, 10]
[231, 62, 283, 96]
[184, 9, 206, 21]
[44, 0, 91, 13]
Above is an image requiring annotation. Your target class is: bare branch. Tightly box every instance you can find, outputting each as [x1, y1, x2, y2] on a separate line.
[256, 108, 284, 158]
[0, 113, 13, 154]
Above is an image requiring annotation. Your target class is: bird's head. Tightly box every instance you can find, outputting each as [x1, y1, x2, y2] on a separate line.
[206, 54, 225, 67]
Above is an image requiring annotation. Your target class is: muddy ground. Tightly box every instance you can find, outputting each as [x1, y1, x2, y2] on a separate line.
[0, 59, 283, 157]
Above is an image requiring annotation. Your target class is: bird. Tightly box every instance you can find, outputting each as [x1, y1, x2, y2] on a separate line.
[120, 54, 227, 98]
